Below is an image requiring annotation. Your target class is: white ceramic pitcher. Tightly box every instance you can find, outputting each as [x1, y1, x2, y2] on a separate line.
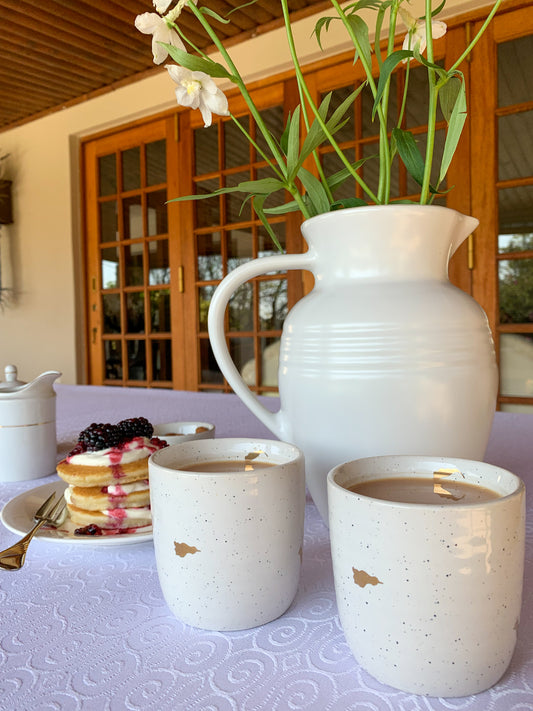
[0, 366, 61, 482]
[208, 205, 498, 522]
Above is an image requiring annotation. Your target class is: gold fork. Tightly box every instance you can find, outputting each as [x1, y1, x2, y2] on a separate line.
[0, 493, 67, 571]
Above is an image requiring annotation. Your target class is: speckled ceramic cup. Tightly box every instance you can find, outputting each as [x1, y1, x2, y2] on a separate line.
[149, 438, 305, 631]
[327, 455, 525, 697]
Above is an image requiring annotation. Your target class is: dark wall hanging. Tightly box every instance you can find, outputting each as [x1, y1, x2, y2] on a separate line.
[0, 180, 13, 224]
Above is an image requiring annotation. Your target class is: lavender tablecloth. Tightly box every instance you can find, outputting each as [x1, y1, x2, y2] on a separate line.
[0, 384, 532, 711]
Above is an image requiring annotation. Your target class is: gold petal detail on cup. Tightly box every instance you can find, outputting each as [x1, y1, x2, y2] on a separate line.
[433, 467, 465, 501]
[174, 542, 200, 557]
[352, 568, 383, 588]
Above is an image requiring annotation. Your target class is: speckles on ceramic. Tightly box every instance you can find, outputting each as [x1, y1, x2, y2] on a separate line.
[149, 438, 305, 631]
[328, 455, 525, 697]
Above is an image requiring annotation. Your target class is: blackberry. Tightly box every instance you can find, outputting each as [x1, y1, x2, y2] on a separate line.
[67, 442, 87, 458]
[117, 417, 153, 441]
[75, 523, 103, 536]
[79, 422, 122, 451]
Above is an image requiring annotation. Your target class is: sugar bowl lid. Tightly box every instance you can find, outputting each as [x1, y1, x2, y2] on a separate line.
[0, 365, 26, 390]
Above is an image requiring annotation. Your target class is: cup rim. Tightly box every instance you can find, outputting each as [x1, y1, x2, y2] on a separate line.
[327, 454, 525, 509]
[150, 437, 303, 475]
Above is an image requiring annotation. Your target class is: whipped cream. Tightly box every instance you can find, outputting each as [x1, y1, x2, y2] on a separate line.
[103, 506, 151, 521]
[104, 480, 149, 495]
[67, 437, 161, 466]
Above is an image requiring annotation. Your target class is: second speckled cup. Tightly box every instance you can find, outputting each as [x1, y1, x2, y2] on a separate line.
[149, 438, 305, 631]
[328, 455, 525, 697]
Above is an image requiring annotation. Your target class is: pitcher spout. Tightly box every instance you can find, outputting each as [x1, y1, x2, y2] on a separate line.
[451, 213, 479, 256]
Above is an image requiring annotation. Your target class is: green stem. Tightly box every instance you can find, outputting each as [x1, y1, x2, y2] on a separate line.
[186, 1, 288, 177]
[420, 0, 437, 204]
[281, 0, 379, 204]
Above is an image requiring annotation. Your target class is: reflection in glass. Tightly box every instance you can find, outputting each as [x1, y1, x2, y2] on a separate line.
[122, 147, 141, 192]
[231, 337, 255, 381]
[127, 340, 146, 381]
[199, 338, 224, 384]
[98, 154, 116, 197]
[149, 239, 170, 284]
[125, 243, 144, 286]
[499, 185, 533, 235]
[101, 247, 119, 288]
[152, 339, 172, 381]
[150, 289, 171, 332]
[104, 340, 122, 380]
[259, 279, 287, 330]
[256, 106, 284, 158]
[225, 171, 251, 223]
[123, 195, 143, 239]
[197, 233, 222, 280]
[147, 190, 168, 235]
[195, 124, 218, 175]
[146, 139, 166, 186]
[501, 402, 533, 414]
[260, 336, 280, 387]
[99, 201, 118, 242]
[500, 334, 533, 397]
[126, 292, 145, 333]
[499, 112, 533, 181]
[499, 258, 533, 324]
[498, 231, 533, 255]
[228, 229, 252, 272]
[498, 35, 533, 107]
[362, 141, 380, 198]
[229, 283, 253, 331]
[224, 116, 249, 169]
[102, 294, 121, 334]
[198, 285, 216, 330]
[195, 178, 220, 227]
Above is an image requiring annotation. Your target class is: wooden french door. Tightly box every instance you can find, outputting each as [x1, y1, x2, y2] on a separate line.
[82, 86, 304, 391]
[470, 3, 533, 412]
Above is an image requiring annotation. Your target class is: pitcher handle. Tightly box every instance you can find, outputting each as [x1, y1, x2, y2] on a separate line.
[208, 251, 314, 439]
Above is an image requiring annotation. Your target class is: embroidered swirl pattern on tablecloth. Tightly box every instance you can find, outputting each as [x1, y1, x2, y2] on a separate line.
[0, 386, 531, 710]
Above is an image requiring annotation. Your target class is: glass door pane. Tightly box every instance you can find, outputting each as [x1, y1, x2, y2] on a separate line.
[496, 33, 533, 412]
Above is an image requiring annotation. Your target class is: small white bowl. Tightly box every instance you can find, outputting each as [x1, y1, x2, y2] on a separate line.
[153, 421, 215, 445]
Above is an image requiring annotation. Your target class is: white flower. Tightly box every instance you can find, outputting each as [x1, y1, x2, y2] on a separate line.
[153, 0, 172, 12]
[135, 12, 186, 65]
[166, 65, 230, 127]
[400, 8, 447, 57]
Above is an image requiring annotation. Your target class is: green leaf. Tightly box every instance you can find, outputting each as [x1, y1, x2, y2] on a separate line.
[199, 6, 230, 23]
[286, 105, 301, 173]
[439, 74, 462, 122]
[373, 50, 413, 118]
[238, 177, 286, 194]
[439, 77, 467, 184]
[263, 200, 300, 215]
[297, 167, 331, 216]
[326, 157, 371, 191]
[346, 15, 372, 69]
[312, 16, 336, 51]
[163, 44, 232, 79]
[392, 127, 426, 186]
[252, 195, 284, 252]
[330, 197, 368, 210]
[374, 1, 392, 68]
[280, 111, 292, 155]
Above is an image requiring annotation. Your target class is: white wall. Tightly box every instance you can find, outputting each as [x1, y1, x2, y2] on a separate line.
[0, 0, 490, 385]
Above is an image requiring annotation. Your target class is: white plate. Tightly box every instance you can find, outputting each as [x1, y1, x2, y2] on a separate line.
[0, 480, 153, 546]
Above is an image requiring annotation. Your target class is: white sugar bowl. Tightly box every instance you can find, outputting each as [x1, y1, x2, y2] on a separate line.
[0, 365, 61, 482]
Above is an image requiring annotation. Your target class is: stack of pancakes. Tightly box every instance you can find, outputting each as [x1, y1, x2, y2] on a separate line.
[56, 419, 167, 531]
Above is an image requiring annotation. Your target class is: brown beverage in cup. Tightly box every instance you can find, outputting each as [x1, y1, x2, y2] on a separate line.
[347, 475, 499, 505]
